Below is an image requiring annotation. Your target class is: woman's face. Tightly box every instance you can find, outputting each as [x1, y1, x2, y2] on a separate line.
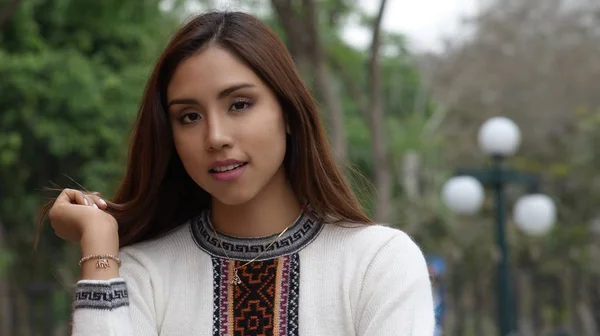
[167, 46, 288, 206]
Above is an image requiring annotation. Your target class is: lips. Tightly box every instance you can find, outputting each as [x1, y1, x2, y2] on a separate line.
[209, 161, 248, 182]
[209, 159, 246, 171]
[210, 162, 247, 173]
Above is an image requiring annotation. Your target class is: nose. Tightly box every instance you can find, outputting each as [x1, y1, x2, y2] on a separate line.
[206, 114, 233, 151]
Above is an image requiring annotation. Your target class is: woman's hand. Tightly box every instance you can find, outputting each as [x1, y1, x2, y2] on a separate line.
[49, 188, 121, 279]
[48, 188, 117, 244]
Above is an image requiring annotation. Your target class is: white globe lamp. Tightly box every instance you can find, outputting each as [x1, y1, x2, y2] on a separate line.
[478, 117, 521, 156]
[442, 176, 485, 215]
[513, 194, 556, 236]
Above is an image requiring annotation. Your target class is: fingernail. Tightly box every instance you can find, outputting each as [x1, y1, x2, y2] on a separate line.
[93, 204, 98, 209]
[99, 199, 107, 207]
[84, 199, 89, 206]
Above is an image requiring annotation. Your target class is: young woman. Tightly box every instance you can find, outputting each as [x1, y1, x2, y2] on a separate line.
[45, 11, 434, 335]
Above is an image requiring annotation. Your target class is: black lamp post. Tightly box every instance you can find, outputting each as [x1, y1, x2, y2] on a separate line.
[442, 117, 557, 336]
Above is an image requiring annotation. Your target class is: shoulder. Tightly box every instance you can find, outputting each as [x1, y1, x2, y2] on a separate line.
[342, 225, 434, 334]
[312, 222, 428, 272]
[118, 221, 196, 267]
[319, 222, 423, 255]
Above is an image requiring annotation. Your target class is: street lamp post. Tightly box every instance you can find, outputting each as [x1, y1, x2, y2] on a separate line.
[441, 117, 557, 336]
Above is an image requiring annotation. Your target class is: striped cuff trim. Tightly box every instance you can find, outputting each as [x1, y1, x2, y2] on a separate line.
[73, 280, 129, 310]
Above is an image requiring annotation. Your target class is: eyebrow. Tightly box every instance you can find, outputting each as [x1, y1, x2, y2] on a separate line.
[167, 83, 256, 108]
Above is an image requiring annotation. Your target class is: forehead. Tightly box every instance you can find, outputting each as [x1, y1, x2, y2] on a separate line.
[167, 46, 262, 98]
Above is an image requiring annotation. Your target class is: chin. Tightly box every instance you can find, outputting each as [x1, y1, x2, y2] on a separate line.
[211, 188, 258, 206]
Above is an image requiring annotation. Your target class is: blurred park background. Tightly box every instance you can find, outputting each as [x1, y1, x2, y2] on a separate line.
[1, 0, 600, 335]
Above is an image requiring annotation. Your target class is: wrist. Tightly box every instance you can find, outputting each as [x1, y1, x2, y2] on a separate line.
[79, 224, 121, 280]
[79, 254, 121, 280]
[80, 220, 119, 256]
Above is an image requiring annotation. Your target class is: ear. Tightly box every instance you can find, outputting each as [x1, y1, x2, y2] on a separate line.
[282, 110, 291, 134]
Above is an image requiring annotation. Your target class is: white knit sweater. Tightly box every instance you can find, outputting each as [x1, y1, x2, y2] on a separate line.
[72, 210, 434, 335]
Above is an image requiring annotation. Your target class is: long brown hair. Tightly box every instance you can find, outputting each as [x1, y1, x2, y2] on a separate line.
[39, 11, 371, 248]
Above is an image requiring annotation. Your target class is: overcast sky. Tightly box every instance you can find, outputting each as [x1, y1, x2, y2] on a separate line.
[195, 0, 480, 51]
[343, 0, 479, 51]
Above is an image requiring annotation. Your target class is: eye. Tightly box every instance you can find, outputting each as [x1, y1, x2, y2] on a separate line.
[230, 99, 253, 112]
[180, 112, 201, 124]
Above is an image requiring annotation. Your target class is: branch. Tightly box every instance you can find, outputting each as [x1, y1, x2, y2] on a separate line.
[327, 0, 388, 124]
[367, 0, 388, 86]
[372, 0, 388, 41]
[420, 70, 472, 140]
[366, 0, 388, 123]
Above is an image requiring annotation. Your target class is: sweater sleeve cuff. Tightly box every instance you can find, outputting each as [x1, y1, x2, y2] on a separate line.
[73, 278, 130, 310]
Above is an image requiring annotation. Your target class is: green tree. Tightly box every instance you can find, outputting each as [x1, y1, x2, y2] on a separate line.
[1, 0, 440, 333]
[0, 0, 181, 333]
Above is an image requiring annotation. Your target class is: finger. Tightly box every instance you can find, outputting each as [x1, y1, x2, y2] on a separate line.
[86, 194, 108, 210]
[82, 194, 96, 208]
[56, 188, 88, 206]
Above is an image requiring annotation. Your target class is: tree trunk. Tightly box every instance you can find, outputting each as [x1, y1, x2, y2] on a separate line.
[271, 0, 347, 163]
[311, 53, 346, 162]
[575, 272, 597, 336]
[397, 151, 421, 232]
[15, 288, 32, 336]
[562, 266, 575, 335]
[400, 151, 421, 201]
[0, 0, 21, 30]
[0, 218, 11, 336]
[451, 264, 467, 335]
[273, 0, 394, 219]
[531, 273, 541, 334]
[582, 274, 600, 335]
[473, 273, 485, 336]
[367, 0, 391, 222]
[571, 267, 583, 336]
[516, 268, 535, 336]
[301, 0, 346, 162]
[270, 0, 309, 65]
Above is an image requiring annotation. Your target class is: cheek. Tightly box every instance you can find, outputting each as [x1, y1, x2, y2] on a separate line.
[245, 110, 287, 158]
[172, 130, 206, 170]
[172, 130, 188, 157]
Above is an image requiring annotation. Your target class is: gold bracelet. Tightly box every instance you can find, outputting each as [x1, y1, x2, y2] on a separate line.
[79, 254, 121, 269]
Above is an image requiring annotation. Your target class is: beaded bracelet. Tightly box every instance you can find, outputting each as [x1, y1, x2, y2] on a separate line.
[79, 254, 121, 269]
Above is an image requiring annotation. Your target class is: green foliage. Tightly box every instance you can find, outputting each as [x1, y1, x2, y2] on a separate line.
[0, 0, 173, 231]
[0, 1, 180, 329]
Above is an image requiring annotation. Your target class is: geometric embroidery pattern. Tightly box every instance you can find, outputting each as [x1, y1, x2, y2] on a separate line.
[73, 281, 129, 310]
[212, 254, 300, 336]
[191, 209, 323, 262]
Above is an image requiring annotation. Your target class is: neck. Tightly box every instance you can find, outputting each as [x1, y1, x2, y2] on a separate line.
[211, 167, 301, 237]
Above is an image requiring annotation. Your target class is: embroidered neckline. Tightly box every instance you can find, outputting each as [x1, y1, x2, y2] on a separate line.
[190, 209, 323, 261]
